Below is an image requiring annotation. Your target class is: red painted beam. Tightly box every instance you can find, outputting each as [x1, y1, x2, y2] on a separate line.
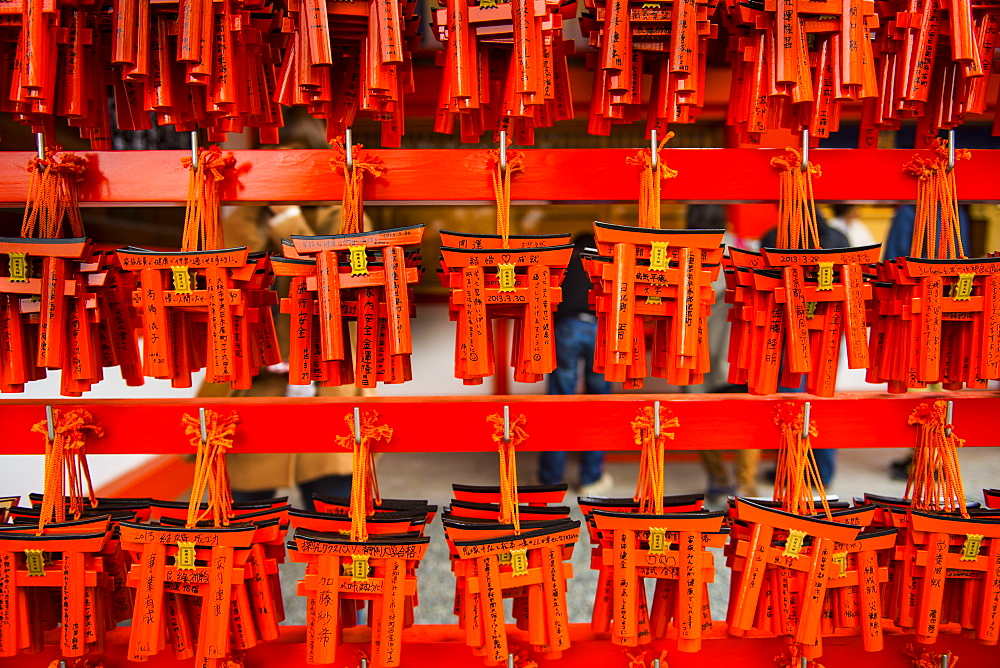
[0, 393, 995, 455]
[11, 624, 995, 668]
[0, 149, 998, 204]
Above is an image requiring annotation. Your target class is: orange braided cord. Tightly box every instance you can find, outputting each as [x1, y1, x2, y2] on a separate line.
[487, 410, 529, 533]
[21, 147, 87, 239]
[180, 146, 235, 252]
[182, 410, 239, 528]
[31, 408, 103, 533]
[329, 139, 386, 237]
[774, 644, 825, 668]
[902, 644, 958, 668]
[488, 140, 525, 248]
[905, 401, 969, 517]
[903, 138, 970, 260]
[630, 405, 678, 514]
[772, 403, 831, 519]
[626, 132, 678, 229]
[770, 148, 822, 250]
[334, 410, 394, 542]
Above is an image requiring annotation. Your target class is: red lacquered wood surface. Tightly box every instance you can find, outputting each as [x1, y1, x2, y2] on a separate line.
[0, 393, 995, 454]
[0, 149, 998, 204]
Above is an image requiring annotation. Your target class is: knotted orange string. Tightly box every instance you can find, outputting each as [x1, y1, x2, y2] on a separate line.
[21, 147, 87, 239]
[488, 139, 525, 248]
[334, 410, 393, 542]
[624, 648, 669, 668]
[626, 132, 678, 229]
[903, 138, 970, 260]
[773, 403, 831, 519]
[902, 644, 958, 668]
[487, 411, 529, 533]
[180, 146, 235, 252]
[31, 408, 103, 534]
[182, 410, 239, 529]
[631, 405, 678, 514]
[905, 401, 969, 517]
[774, 644, 824, 668]
[770, 148, 822, 250]
[329, 139, 386, 236]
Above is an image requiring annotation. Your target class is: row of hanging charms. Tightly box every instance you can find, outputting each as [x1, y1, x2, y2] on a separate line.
[580, 0, 716, 136]
[442, 410, 580, 665]
[582, 133, 726, 388]
[287, 409, 433, 668]
[724, 148, 881, 396]
[273, 139, 425, 388]
[864, 401, 1000, 648]
[1, 0, 422, 146]
[116, 146, 282, 390]
[725, 403, 888, 662]
[0, 147, 144, 396]
[439, 140, 573, 384]
[867, 140, 1000, 392]
[5, 0, 1000, 145]
[580, 405, 727, 652]
[430, 0, 577, 144]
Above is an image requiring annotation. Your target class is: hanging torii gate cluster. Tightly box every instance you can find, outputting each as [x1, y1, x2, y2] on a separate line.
[583, 223, 725, 388]
[116, 246, 281, 389]
[438, 233, 573, 385]
[272, 225, 425, 388]
[724, 244, 881, 396]
[0, 238, 143, 395]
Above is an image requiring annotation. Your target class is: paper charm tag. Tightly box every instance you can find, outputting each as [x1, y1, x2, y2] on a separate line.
[960, 534, 983, 561]
[349, 245, 369, 276]
[831, 552, 848, 578]
[176, 542, 197, 570]
[351, 554, 370, 581]
[171, 266, 193, 293]
[649, 242, 670, 272]
[782, 529, 808, 558]
[8, 252, 28, 283]
[648, 527, 669, 555]
[497, 264, 516, 292]
[510, 549, 529, 576]
[817, 262, 834, 291]
[24, 549, 45, 577]
[951, 273, 974, 301]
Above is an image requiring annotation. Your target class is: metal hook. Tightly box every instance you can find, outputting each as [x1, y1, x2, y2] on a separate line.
[499, 130, 507, 172]
[45, 405, 55, 442]
[199, 407, 208, 445]
[941, 653, 949, 668]
[345, 128, 354, 172]
[801, 128, 810, 172]
[946, 128, 955, 173]
[801, 657, 808, 668]
[507, 654, 515, 668]
[654, 400, 661, 439]
[653, 659, 661, 668]
[802, 402, 811, 440]
[945, 400, 954, 438]
[191, 130, 199, 170]
[354, 406, 362, 445]
[35, 133, 45, 161]
[503, 405, 511, 443]
[361, 658, 368, 668]
[651, 128, 659, 171]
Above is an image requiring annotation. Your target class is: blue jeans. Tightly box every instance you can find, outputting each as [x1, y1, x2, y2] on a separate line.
[778, 377, 835, 485]
[539, 318, 611, 486]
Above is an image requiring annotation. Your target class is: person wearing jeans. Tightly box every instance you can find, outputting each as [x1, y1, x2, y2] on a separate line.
[538, 233, 613, 496]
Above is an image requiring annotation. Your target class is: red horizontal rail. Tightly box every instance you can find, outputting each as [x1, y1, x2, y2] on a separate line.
[0, 149, 998, 205]
[0, 392, 994, 455]
[8, 624, 993, 668]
